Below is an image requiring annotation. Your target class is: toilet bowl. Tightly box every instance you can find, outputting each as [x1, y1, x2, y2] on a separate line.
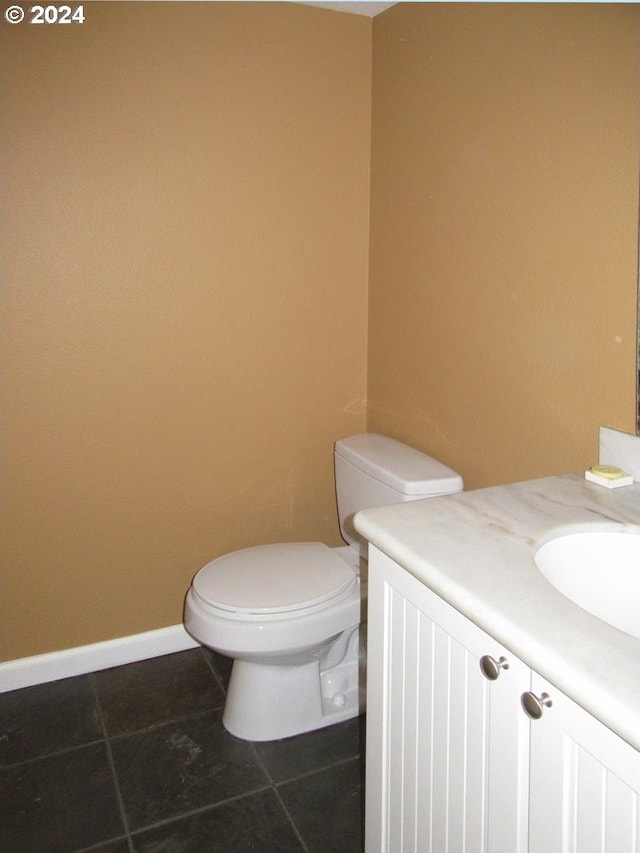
[186, 542, 365, 740]
[184, 434, 462, 741]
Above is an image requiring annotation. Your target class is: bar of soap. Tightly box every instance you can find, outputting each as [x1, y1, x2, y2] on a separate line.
[585, 465, 634, 488]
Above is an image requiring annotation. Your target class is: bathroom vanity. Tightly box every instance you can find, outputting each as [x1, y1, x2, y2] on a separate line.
[355, 472, 640, 853]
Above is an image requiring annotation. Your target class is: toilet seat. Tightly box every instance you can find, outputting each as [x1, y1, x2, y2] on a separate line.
[191, 542, 357, 620]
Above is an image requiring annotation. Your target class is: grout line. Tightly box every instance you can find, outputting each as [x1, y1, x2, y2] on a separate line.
[126, 784, 275, 838]
[198, 645, 230, 695]
[272, 783, 312, 853]
[75, 836, 131, 853]
[274, 753, 362, 787]
[106, 707, 224, 742]
[0, 737, 105, 771]
[248, 740, 275, 785]
[248, 742, 362, 853]
[89, 673, 136, 853]
[246, 744, 311, 853]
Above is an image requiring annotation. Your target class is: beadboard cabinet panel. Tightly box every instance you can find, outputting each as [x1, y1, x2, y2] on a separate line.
[366, 548, 530, 853]
[528, 672, 640, 853]
[366, 547, 640, 853]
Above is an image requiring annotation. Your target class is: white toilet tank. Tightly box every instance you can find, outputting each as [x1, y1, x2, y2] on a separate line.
[334, 433, 463, 551]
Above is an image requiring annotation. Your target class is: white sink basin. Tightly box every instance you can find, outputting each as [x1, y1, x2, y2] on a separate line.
[534, 531, 640, 638]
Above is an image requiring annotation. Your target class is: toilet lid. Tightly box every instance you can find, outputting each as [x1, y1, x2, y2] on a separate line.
[192, 542, 357, 615]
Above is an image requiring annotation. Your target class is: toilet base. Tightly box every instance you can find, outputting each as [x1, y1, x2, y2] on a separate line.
[222, 625, 365, 741]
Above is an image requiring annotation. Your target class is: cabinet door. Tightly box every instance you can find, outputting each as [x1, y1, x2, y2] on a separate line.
[528, 672, 640, 853]
[366, 548, 530, 853]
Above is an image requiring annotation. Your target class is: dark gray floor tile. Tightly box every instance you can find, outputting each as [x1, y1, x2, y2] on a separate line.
[0, 675, 102, 766]
[255, 715, 362, 783]
[111, 711, 269, 831]
[131, 789, 305, 853]
[0, 651, 364, 852]
[94, 649, 225, 736]
[278, 758, 364, 853]
[0, 742, 125, 853]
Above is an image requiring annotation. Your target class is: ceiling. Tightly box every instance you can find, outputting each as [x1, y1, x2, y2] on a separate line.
[299, 2, 396, 16]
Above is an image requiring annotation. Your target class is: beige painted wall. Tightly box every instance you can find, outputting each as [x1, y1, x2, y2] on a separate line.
[2, 3, 640, 663]
[369, 3, 640, 489]
[1, 3, 371, 659]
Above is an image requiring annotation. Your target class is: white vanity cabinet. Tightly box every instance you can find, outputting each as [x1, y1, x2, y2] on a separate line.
[366, 547, 640, 853]
[527, 671, 640, 853]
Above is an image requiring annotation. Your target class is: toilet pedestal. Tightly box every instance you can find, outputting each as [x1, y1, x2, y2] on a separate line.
[223, 626, 362, 741]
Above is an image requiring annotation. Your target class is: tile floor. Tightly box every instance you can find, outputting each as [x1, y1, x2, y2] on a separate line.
[0, 648, 364, 852]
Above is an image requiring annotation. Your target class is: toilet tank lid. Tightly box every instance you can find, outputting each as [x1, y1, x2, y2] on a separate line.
[335, 433, 463, 496]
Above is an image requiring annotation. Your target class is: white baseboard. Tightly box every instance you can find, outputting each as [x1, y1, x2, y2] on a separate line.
[0, 624, 200, 693]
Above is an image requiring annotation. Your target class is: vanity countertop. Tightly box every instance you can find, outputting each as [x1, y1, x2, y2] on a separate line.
[354, 472, 640, 751]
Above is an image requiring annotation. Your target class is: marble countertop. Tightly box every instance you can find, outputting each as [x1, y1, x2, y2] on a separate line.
[354, 472, 640, 751]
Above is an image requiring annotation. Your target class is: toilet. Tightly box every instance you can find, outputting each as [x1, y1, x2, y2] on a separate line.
[184, 433, 463, 741]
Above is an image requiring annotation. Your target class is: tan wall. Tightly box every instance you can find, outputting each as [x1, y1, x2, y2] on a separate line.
[3, 2, 640, 663]
[0, 3, 371, 659]
[369, 3, 640, 489]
